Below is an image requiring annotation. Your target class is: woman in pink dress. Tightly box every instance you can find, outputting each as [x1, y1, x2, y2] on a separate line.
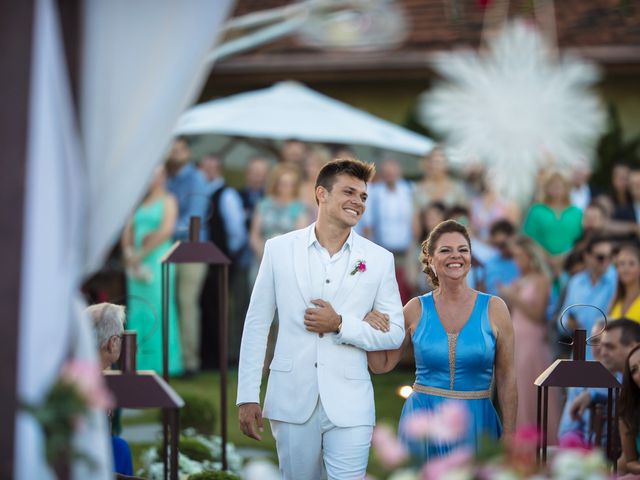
[500, 235, 560, 442]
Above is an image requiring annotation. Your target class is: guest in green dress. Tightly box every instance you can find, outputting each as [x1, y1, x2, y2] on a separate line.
[121, 166, 184, 375]
[524, 170, 583, 257]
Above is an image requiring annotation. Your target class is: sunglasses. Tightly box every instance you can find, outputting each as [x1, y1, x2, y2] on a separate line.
[594, 253, 610, 263]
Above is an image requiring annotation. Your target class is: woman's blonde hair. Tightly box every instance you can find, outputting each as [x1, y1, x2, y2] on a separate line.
[266, 163, 302, 198]
[540, 169, 571, 206]
[512, 235, 551, 277]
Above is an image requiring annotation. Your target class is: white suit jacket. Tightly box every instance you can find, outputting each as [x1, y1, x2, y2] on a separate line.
[237, 224, 405, 427]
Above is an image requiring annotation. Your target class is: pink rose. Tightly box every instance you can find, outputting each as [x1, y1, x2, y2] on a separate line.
[358, 261, 366, 272]
[512, 425, 540, 446]
[61, 360, 114, 410]
[558, 430, 591, 451]
[372, 424, 408, 469]
[403, 401, 469, 443]
[435, 401, 469, 441]
[402, 411, 433, 439]
[508, 425, 540, 472]
[421, 447, 472, 480]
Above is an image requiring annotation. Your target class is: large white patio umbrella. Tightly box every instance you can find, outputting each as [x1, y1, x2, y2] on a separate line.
[175, 81, 434, 156]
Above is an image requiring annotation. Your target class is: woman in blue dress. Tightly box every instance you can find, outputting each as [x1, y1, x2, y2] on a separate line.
[367, 220, 517, 460]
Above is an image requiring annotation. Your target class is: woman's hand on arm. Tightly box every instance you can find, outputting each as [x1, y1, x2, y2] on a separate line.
[491, 296, 517, 436]
[140, 195, 178, 258]
[363, 310, 390, 332]
[367, 297, 421, 374]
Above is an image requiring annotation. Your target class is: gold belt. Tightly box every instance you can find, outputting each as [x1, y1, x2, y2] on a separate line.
[412, 383, 491, 400]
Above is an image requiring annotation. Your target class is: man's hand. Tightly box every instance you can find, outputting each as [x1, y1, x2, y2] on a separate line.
[304, 299, 341, 333]
[363, 310, 390, 332]
[239, 403, 263, 441]
[570, 390, 592, 421]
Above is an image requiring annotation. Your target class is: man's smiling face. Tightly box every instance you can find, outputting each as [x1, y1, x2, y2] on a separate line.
[317, 173, 368, 228]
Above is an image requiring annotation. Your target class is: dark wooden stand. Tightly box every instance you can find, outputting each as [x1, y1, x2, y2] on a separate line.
[104, 371, 184, 480]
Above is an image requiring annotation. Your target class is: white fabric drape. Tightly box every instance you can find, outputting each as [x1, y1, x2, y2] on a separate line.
[16, 0, 233, 477]
[82, 0, 233, 274]
[16, 0, 100, 477]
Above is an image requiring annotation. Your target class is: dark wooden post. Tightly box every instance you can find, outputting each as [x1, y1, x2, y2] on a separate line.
[0, 1, 35, 477]
[161, 216, 231, 471]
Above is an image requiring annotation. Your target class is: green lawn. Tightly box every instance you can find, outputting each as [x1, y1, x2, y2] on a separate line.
[123, 368, 415, 477]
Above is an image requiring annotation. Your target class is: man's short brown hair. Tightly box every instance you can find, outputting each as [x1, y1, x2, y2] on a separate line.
[314, 158, 375, 203]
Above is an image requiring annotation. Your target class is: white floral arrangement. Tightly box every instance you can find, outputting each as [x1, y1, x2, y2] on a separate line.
[138, 428, 243, 479]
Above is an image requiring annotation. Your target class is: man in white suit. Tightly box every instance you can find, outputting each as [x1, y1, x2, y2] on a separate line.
[237, 158, 405, 479]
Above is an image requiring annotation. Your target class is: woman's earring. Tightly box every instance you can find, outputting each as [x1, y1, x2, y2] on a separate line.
[431, 266, 437, 277]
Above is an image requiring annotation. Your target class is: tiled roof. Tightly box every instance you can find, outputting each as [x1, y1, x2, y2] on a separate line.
[216, 0, 640, 76]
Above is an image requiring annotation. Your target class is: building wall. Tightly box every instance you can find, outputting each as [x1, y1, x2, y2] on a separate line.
[597, 75, 640, 140]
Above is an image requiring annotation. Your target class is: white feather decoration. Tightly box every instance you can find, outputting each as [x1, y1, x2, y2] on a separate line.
[419, 20, 606, 204]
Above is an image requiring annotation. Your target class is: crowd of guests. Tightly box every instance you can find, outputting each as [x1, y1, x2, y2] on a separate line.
[114, 135, 640, 468]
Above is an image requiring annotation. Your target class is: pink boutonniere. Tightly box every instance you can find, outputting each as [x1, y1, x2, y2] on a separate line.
[350, 260, 366, 275]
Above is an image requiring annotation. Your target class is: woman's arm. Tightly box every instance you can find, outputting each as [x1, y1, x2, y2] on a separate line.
[620, 419, 640, 474]
[501, 275, 549, 324]
[139, 195, 178, 258]
[120, 216, 137, 268]
[490, 296, 517, 436]
[121, 217, 134, 252]
[367, 297, 421, 374]
[412, 209, 423, 241]
[249, 211, 265, 259]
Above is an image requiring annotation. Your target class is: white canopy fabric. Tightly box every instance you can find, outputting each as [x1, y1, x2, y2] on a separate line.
[82, 1, 233, 274]
[16, 0, 232, 478]
[175, 81, 434, 156]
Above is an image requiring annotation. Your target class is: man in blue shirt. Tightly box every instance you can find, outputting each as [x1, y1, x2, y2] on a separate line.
[563, 319, 640, 446]
[483, 219, 520, 295]
[559, 237, 616, 360]
[360, 159, 414, 303]
[165, 137, 210, 375]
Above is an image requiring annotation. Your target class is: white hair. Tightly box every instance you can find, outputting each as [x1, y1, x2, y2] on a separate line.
[85, 303, 126, 348]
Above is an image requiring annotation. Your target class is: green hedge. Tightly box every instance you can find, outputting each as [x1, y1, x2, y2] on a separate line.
[186, 471, 241, 480]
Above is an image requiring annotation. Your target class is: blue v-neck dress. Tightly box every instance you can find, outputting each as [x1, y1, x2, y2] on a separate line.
[399, 291, 502, 460]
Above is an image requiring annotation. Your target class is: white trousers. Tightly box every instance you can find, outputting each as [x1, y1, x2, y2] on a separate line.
[270, 398, 373, 480]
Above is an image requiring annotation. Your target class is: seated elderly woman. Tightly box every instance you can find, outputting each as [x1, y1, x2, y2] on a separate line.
[85, 303, 133, 477]
[86, 302, 125, 371]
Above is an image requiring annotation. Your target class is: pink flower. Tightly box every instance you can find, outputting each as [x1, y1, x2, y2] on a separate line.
[476, 0, 493, 8]
[61, 360, 114, 410]
[403, 401, 469, 443]
[350, 260, 367, 275]
[402, 411, 433, 438]
[508, 425, 540, 472]
[435, 402, 469, 441]
[421, 447, 472, 480]
[372, 424, 408, 469]
[512, 425, 540, 446]
[558, 430, 592, 451]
